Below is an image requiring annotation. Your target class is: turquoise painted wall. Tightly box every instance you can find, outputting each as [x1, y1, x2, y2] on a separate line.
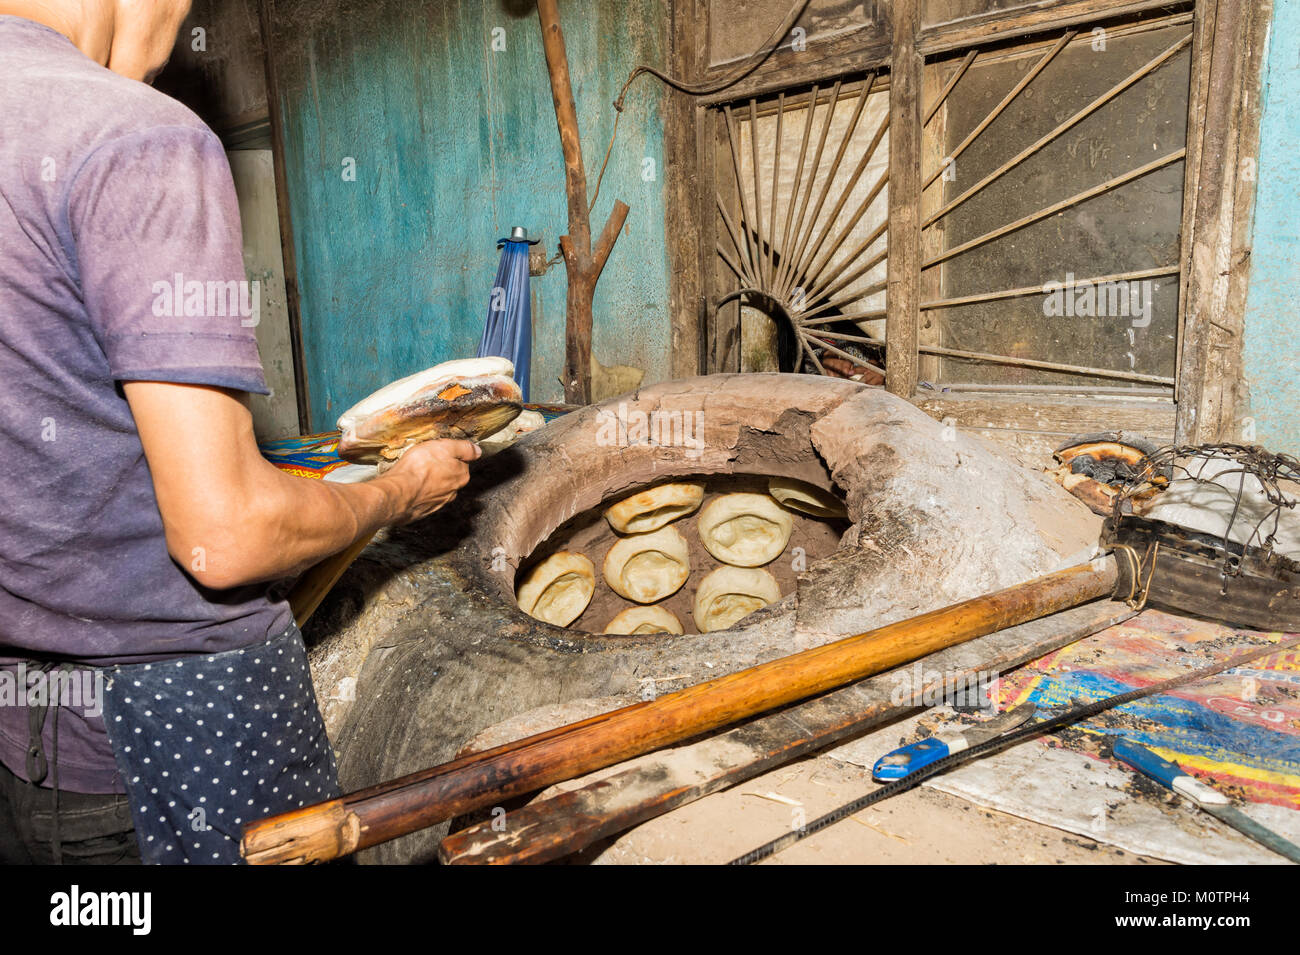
[1243, 0, 1300, 454]
[271, 0, 668, 428]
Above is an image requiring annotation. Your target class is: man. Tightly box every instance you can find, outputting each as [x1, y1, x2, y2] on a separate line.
[0, 1, 479, 863]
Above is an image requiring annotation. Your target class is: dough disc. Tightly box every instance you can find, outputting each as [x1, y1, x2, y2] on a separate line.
[602, 526, 691, 603]
[697, 492, 794, 566]
[603, 605, 685, 635]
[693, 566, 781, 632]
[604, 482, 705, 534]
[515, 551, 595, 626]
[768, 477, 847, 518]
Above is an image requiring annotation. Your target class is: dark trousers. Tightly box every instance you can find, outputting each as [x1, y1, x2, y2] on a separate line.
[0, 760, 139, 865]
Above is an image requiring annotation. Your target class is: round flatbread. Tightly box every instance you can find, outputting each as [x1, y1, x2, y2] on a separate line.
[697, 492, 794, 566]
[337, 356, 523, 464]
[602, 526, 691, 603]
[479, 409, 546, 456]
[515, 551, 595, 627]
[603, 605, 685, 636]
[768, 477, 847, 518]
[693, 566, 781, 632]
[604, 482, 705, 534]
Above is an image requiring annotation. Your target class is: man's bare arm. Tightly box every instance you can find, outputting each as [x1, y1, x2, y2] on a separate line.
[124, 381, 480, 590]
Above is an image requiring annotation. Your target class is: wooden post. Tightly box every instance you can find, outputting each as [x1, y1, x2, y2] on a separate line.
[537, 0, 630, 405]
[1174, 0, 1271, 444]
[885, 0, 922, 398]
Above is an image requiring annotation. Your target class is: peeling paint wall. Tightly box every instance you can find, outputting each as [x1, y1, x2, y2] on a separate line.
[1243, 3, 1300, 455]
[268, 0, 669, 426]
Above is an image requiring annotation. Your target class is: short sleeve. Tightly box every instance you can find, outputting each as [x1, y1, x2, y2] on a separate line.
[65, 125, 270, 395]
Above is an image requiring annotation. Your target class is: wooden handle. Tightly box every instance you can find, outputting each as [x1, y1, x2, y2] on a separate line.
[288, 531, 377, 627]
[244, 558, 1118, 863]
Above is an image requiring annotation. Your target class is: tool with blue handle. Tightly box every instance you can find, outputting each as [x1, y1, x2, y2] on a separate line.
[872, 706, 1036, 782]
[1112, 738, 1300, 864]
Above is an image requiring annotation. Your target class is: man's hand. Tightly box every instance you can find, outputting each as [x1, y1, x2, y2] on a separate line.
[124, 381, 483, 589]
[381, 439, 481, 523]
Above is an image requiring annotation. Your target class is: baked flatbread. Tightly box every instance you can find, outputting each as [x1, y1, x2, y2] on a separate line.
[603, 605, 685, 635]
[693, 566, 781, 632]
[697, 492, 794, 566]
[604, 482, 705, 534]
[516, 551, 595, 627]
[337, 357, 523, 464]
[602, 526, 691, 603]
[768, 477, 847, 518]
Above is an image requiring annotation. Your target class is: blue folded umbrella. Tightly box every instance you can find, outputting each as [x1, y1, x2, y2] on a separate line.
[477, 226, 536, 401]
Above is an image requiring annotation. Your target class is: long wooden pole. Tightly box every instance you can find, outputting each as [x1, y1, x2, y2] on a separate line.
[242, 559, 1117, 864]
[537, 0, 630, 405]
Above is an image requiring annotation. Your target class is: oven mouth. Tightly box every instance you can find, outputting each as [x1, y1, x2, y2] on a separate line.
[512, 472, 849, 637]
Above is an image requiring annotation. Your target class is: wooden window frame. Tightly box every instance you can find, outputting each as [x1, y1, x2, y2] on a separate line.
[667, 0, 1272, 451]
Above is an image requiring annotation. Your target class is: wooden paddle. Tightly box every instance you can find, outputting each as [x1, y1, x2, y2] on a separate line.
[243, 557, 1118, 864]
[288, 531, 378, 627]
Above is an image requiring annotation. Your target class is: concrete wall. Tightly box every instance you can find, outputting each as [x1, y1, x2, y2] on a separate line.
[268, 0, 669, 428]
[1243, 1, 1300, 455]
[228, 150, 299, 439]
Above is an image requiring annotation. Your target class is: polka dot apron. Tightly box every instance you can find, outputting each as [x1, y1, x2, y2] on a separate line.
[101, 625, 340, 864]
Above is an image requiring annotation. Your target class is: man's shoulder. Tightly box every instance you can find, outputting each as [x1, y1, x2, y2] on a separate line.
[1, 16, 217, 165]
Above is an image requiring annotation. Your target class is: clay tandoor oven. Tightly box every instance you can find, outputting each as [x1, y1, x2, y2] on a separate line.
[304, 374, 1099, 863]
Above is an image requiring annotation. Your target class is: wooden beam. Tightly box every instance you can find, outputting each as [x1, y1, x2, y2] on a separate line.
[537, 0, 630, 405]
[667, 0, 704, 379]
[885, 0, 922, 398]
[917, 0, 1190, 56]
[695, 29, 891, 105]
[913, 393, 1176, 439]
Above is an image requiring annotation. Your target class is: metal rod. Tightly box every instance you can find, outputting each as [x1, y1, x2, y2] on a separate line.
[802, 338, 825, 374]
[723, 105, 764, 286]
[775, 79, 842, 297]
[923, 30, 1076, 190]
[797, 273, 888, 324]
[800, 166, 889, 296]
[748, 98, 769, 289]
[785, 109, 889, 299]
[717, 244, 752, 284]
[774, 85, 815, 290]
[767, 93, 784, 291]
[804, 239, 889, 310]
[715, 193, 757, 285]
[917, 344, 1177, 384]
[920, 265, 1181, 310]
[924, 48, 977, 125]
[805, 327, 886, 346]
[805, 333, 887, 374]
[923, 148, 1187, 269]
[922, 32, 1192, 229]
[780, 76, 873, 298]
[932, 383, 1172, 395]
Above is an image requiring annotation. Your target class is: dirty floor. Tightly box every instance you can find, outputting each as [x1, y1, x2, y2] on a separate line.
[591, 753, 1164, 865]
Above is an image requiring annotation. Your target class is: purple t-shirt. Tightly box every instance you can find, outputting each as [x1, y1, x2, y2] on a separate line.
[0, 17, 293, 792]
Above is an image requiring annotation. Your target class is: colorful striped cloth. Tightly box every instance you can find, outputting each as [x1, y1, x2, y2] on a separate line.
[999, 609, 1300, 810]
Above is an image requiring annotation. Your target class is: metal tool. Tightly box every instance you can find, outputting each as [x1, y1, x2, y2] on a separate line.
[730, 631, 1300, 864]
[872, 705, 1035, 782]
[1112, 738, 1300, 864]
